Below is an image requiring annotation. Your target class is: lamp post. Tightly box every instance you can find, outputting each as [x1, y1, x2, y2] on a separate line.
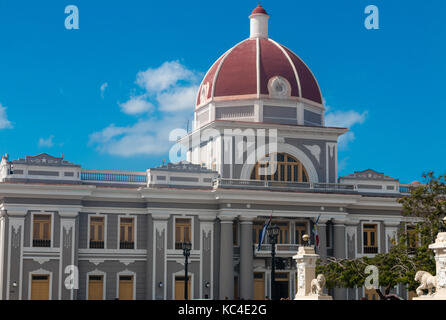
[302, 234, 310, 247]
[268, 224, 280, 300]
[182, 242, 192, 300]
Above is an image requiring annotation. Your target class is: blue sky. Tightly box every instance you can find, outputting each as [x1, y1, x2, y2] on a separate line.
[0, 0, 444, 183]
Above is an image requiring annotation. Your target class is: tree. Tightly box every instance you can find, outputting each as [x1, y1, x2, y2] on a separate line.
[316, 172, 446, 299]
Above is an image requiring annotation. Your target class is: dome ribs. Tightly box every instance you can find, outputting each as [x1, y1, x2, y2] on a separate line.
[259, 39, 299, 97]
[282, 46, 322, 104]
[214, 40, 257, 97]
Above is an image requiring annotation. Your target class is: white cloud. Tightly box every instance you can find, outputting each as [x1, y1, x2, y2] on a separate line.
[0, 103, 12, 129]
[136, 61, 197, 92]
[90, 61, 198, 157]
[325, 110, 368, 150]
[38, 135, 55, 148]
[89, 115, 187, 157]
[100, 82, 108, 98]
[157, 85, 199, 112]
[119, 97, 154, 115]
[325, 110, 367, 128]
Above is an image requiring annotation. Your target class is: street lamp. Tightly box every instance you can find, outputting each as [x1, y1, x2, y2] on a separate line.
[182, 242, 192, 300]
[268, 224, 280, 300]
[302, 234, 310, 247]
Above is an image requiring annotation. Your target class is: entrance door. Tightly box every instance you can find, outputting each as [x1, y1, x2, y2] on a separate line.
[31, 275, 50, 300]
[364, 288, 380, 300]
[253, 272, 265, 300]
[119, 275, 134, 300]
[88, 275, 104, 300]
[175, 276, 191, 300]
[275, 273, 289, 299]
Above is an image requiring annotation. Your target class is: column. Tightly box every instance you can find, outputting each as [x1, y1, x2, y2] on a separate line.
[152, 213, 169, 300]
[218, 216, 234, 300]
[316, 218, 329, 261]
[239, 216, 254, 300]
[333, 219, 346, 300]
[199, 216, 215, 299]
[5, 208, 26, 300]
[59, 208, 79, 300]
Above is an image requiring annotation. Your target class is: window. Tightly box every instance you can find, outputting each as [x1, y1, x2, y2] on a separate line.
[406, 225, 418, 254]
[363, 224, 378, 254]
[276, 222, 289, 244]
[175, 218, 191, 249]
[250, 153, 309, 183]
[88, 275, 104, 300]
[120, 217, 134, 249]
[118, 275, 134, 300]
[33, 214, 51, 247]
[90, 216, 105, 249]
[364, 288, 379, 300]
[295, 223, 307, 245]
[253, 222, 264, 245]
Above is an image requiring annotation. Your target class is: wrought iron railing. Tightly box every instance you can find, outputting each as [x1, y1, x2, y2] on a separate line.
[89, 240, 105, 249]
[33, 239, 51, 247]
[120, 241, 135, 249]
[363, 246, 378, 254]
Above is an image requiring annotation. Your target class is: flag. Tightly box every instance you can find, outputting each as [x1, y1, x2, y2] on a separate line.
[313, 214, 321, 248]
[257, 213, 272, 251]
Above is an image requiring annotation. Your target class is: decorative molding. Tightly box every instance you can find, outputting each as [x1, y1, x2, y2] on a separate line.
[304, 145, 321, 164]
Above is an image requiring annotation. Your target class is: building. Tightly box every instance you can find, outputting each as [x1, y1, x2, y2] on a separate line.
[0, 5, 415, 300]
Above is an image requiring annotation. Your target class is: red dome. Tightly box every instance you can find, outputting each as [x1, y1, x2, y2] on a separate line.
[251, 4, 268, 15]
[196, 38, 323, 108]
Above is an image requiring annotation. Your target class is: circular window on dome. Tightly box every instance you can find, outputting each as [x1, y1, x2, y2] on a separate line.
[268, 76, 290, 98]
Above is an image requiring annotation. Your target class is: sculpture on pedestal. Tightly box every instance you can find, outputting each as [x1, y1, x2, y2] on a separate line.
[293, 234, 332, 300]
[414, 271, 437, 296]
[310, 274, 327, 296]
[413, 219, 446, 300]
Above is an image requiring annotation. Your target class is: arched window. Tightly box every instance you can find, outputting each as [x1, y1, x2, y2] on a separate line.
[250, 153, 309, 182]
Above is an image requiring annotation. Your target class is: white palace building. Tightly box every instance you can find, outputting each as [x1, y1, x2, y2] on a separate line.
[0, 5, 417, 300]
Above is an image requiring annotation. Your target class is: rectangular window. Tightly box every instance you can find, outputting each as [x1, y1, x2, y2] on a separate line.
[88, 275, 104, 300]
[295, 223, 307, 245]
[276, 222, 289, 244]
[90, 216, 105, 249]
[120, 217, 135, 249]
[33, 214, 51, 247]
[363, 224, 378, 254]
[175, 218, 192, 249]
[253, 222, 264, 245]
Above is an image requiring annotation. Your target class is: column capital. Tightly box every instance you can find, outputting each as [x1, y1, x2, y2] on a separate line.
[333, 219, 348, 226]
[150, 210, 171, 220]
[218, 214, 236, 223]
[59, 207, 81, 218]
[198, 214, 217, 222]
[6, 207, 27, 217]
[238, 215, 255, 223]
[383, 220, 401, 227]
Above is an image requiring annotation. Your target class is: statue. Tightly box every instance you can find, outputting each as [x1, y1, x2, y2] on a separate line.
[414, 271, 437, 296]
[310, 274, 326, 296]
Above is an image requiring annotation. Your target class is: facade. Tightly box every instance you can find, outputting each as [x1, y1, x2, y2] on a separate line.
[0, 5, 417, 300]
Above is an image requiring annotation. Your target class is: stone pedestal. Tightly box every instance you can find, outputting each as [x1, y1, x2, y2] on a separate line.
[414, 232, 446, 300]
[293, 246, 332, 300]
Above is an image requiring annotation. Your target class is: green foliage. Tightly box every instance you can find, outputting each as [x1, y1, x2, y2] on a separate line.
[316, 172, 445, 295]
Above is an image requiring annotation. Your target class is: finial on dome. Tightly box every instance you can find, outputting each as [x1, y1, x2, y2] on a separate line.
[249, 4, 269, 39]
